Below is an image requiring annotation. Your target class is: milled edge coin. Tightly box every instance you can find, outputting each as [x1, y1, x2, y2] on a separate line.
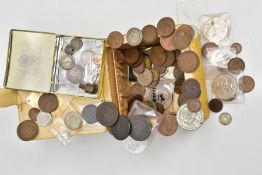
[111, 115, 130, 140]
[17, 120, 39, 141]
[96, 102, 119, 127]
[219, 112, 232, 125]
[82, 104, 97, 124]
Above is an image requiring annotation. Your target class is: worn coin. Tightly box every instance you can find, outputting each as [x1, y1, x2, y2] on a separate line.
[124, 48, 140, 65]
[64, 111, 83, 130]
[158, 112, 178, 136]
[219, 112, 232, 125]
[157, 17, 175, 37]
[177, 94, 189, 107]
[126, 28, 143, 46]
[228, 57, 245, 74]
[17, 120, 39, 141]
[231, 43, 242, 54]
[142, 25, 158, 44]
[132, 52, 145, 68]
[28, 108, 40, 121]
[70, 37, 83, 50]
[177, 51, 200, 73]
[212, 73, 238, 100]
[174, 79, 184, 94]
[137, 68, 153, 87]
[111, 115, 130, 140]
[182, 78, 201, 99]
[160, 32, 176, 51]
[156, 102, 165, 113]
[172, 25, 193, 50]
[64, 45, 75, 55]
[162, 51, 175, 67]
[130, 115, 151, 141]
[208, 99, 223, 113]
[82, 104, 97, 124]
[59, 55, 75, 70]
[66, 65, 84, 83]
[133, 62, 145, 74]
[176, 104, 204, 131]
[96, 102, 119, 127]
[38, 93, 59, 113]
[36, 112, 53, 127]
[107, 31, 124, 49]
[153, 65, 167, 75]
[187, 98, 201, 113]
[239, 75, 255, 93]
[149, 46, 167, 66]
[201, 42, 218, 58]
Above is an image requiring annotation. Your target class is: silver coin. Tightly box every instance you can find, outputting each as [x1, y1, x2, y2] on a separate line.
[212, 73, 238, 100]
[64, 111, 83, 130]
[136, 68, 153, 87]
[126, 28, 143, 46]
[176, 104, 204, 131]
[82, 105, 97, 124]
[66, 65, 84, 83]
[219, 112, 232, 125]
[59, 55, 75, 70]
[203, 17, 229, 43]
[70, 38, 83, 50]
[36, 112, 53, 127]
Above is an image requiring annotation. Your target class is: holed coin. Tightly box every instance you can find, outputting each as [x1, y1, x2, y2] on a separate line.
[157, 17, 175, 37]
[219, 112, 232, 125]
[59, 55, 75, 70]
[187, 98, 201, 113]
[36, 112, 53, 127]
[28, 108, 40, 121]
[142, 25, 158, 44]
[38, 93, 59, 113]
[111, 115, 131, 140]
[126, 28, 143, 46]
[64, 111, 83, 130]
[82, 104, 97, 124]
[231, 43, 242, 54]
[130, 115, 151, 141]
[107, 31, 124, 49]
[96, 102, 119, 127]
[208, 99, 223, 113]
[239, 75, 255, 93]
[70, 37, 83, 50]
[177, 51, 200, 73]
[182, 78, 201, 99]
[137, 68, 153, 87]
[17, 120, 39, 141]
[66, 65, 84, 83]
[158, 112, 178, 136]
[228, 57, 245, 74]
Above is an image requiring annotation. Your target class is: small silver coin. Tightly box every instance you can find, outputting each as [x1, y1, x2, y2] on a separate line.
[176, 104, 204, 131]
[66, 65, 84, 83]
[59, 55, 75, 70]
[126, 28, 143, 46]
[219, 112, 232, 125]
[64, 111, 83, 130]
[82, 105, 97, 124]
[36, 112, 53, 127]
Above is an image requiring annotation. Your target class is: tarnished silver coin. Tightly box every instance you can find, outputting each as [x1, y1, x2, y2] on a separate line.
[137, 68, 153, 87]
[36, 112, 53, 127]
[66, 65, 84, 83]
[64, 111, 83, 130]
[82, 104, 97, 124]
[59, 55, 75, 70]
[176, 104, 204, 131]
[219, 112, 232, 125]
[126, 28, 143, 46]
[212, 73, 238, 100]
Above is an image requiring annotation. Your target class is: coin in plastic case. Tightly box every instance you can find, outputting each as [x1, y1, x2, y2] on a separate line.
[59, 55, 75, 70]
[36, 112, 53, 127]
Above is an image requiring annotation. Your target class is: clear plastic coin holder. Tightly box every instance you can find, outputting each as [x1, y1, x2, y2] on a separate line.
[50, 118, 72, 146]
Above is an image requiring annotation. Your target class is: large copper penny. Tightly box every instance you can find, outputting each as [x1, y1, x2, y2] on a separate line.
[177, 51, 200, 73]
[96, 102, 119, 127]
[38, 93, 59, 113]
[231, 43, 242, 54]
[157, 17, 175, 37]
[158, 112, 178, 136]
[172, 25, 193, 50]
[187, 98, 202, 113]
[17, 120, 39, 141]
[132, 52, 145, 68]
[162, 51, 175, 67]
[201, 42, 218, 58]
[228, 57, 245, 74]
[126, 28, 143, 46]
[142, 25, 158, 44]
[208, 99, 223, 113]
[137, 68, 153, 87]
[239, 75, 255, 93]
[111, 115, 130, 140]
[160, 32, 176, 51]
[182, 78, 201, 99]
[149, 46, 167, 66]
[70, 37, 83, 50]
[28, 108, 40, 121]
[179, 25, 194, 39]
[107, 31, 124, 49]
[124, 48, 140, 65]
[130, 115, 151, 141]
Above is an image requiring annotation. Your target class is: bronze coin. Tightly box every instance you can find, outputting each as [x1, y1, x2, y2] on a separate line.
[64, 45, 75, 55]
[147, 80, 159, 88]
[70, 37, 83, 50]
[231, 43, 242, 54]
[157, 17, 175, 37]
[174, 79, 184, 94]
[171, 25, 193, 50]
[177, 51, 200, 73]
[142, 25, 158, 44]
[96, 102, 119, 126]
[187, 98, 202, 113]
[133, 62, 145, 74]
[173, 64, 184, 81]
[113, 50, 125, 64]
[240, 75, 255, 93]
[137, 68, 153, 87]
[179, 25, 194, 39]
[124, 48, 140, 65]
[156, 102, 165, 113]
[132, 52, 145, 68]
[162, 51, 175, 67]
[153, 65, 167, 75]
[28, 108, 40, 121]
[17, 120, 39, 141]
[201, 42, 218, 58]
[149, 46, 167, 66]
[160, 32, 176, 51]
[38, 93, 59, 113]
[107, 31, 124, 49]
[182, 78, 201, 99]
[177, 94, 189, 107]
[111, 115, 130, 140]
[208, 99, 223, 113]
[158, 113, 178, 136]
[128, 95, 144, 111]
[228, 57, 245, 74]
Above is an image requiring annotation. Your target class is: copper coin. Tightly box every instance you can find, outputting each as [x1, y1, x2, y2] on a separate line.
[130, 115, 151, 141]
[228, 57, 245, 74]
[182, 78, 201, 99]
[124, 48, 140, 65]
[38, 93, 59, 113]
[177, 51, 200, 73]
[70, 37, 83, 50]
[17, 120, 39, 141]
[173, 64, 184, 81]
[132, 52, 145, 68]
[231, 43, 242, 54]
[160, 32, 176, 51]
[28, 108, 40, 121]
[208, 99, 223, 113]
[149, 46, 167, 66]
[171, 26, 193, 50]
[177, 94, 189, 107]
[179, 25, 194, 39]
[187, 98, 201, 113]
[129, 83, 146, 96]
[64, 45, 75, 55]
[157, 17, 175, 37]
[162, 51, 175, 67]
[107, 31, 124, 49]
[158, 113, 178, 136]
[156, 102, 165, 113]
[111, 115, 130, 140]
[240, 75, 255, 93]
[174, 79, 184, 94]
[147, 80, 158, 88]
[153, 65, 167, 75]
[142, 25, 158, 44]
[133, 62, 145, 74]
[96, 102, 119, 127]
[113, 50, 125, 64]
[128, 95, 144, 111]
[174, 49, 181, 62]
[201, 42, 218, 58]
[137, 68, 153, 87]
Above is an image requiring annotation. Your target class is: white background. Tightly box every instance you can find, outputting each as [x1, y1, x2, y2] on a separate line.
[0, 0, 261, 175]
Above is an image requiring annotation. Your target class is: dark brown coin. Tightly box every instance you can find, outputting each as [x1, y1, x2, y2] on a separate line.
[130, 115, 151, 141]
[133, 62, 145, 74]
[228, 57, 245, 74]
[208, 99, 223, 113]
[158, 113, 178, 136]
[182, 78, 201, 99]
[132, 52, 145, 68]
[28, 108, 40, 121]
[240, 75, 255, 93]
[231, 43, 242, 54]
[157, 17, 175, 37]
[187, 98, 201, 113]
[174, 49, 181, 62]
[174, 79, 184, 94]
[201, 42, 218, 58]
[96, 102, 119, 127]
[162, 51, 175, 67]
[160, 32, 176, 51]
[149, 46, 167, 66]
[128, 95, 144, 111]
[124, 48, 140, 65]
[107, 31, 124, 49]
[177, 51, 200, 73]
[156, 102, 165, 113]
[17, 120, 39, 141]
[38, 93, 59, 113]
[172, 25, 193, 50]
[70, 37, 83, 50]
[153, 65, 167, 75]
[177, 94, 189, 107]
[142, 25, 158, 44]
[64, 45, 75, 55]
[111, 115, 130, 140]
[113, 50, 125, 64]
[173, 64, 184, 81]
